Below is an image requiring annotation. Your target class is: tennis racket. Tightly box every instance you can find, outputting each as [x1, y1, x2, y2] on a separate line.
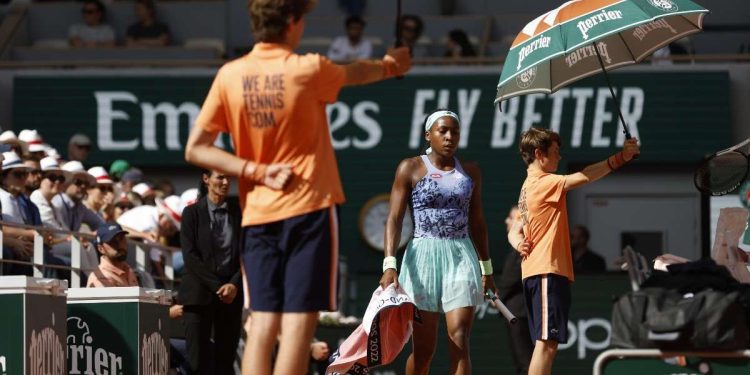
[694, 137, 750, 196]
[486, 290, 518, 324]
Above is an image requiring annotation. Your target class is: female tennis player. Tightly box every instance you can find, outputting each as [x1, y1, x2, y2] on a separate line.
[380, 109, 495, 375]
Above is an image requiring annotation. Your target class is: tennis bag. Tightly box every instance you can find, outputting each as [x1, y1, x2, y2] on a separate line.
[611, 287, 749, 350]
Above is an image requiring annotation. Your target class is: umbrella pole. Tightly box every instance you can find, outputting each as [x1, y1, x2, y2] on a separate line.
[394, 0, 405, 80]
[592, 42, 633, 140]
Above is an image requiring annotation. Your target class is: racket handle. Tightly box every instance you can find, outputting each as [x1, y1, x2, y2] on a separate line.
[486, 291, 518, 324]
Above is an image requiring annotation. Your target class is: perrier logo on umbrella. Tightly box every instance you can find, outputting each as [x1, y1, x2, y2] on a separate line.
[496, 0, 709, 103]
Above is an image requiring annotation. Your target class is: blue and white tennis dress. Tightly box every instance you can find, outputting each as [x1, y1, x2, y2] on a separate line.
[399, 155, 483, 313]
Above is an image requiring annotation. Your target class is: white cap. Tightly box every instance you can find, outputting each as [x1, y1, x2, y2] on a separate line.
[87, 166, 113, 185]
[45, 147, 61, 160]
[1, 151, 29, 170]
[62, 160, 96, 186]
[0, 130, 18, 143]
[18, 129, 45, 153]
[132, 182, 154, 198]
[158, 195, 184, 230]
[0, 131, 28, 154]
[180, 188, 199, 206]
[39, 156, 72, 183]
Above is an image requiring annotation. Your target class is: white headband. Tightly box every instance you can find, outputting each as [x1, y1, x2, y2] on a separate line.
[424, 110, 460, 132]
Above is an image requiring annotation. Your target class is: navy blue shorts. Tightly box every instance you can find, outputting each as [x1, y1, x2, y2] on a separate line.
[242, 206, 339, 312]
[523, 273, 571, 343]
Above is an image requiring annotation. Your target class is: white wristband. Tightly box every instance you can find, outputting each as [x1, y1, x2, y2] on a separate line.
[383, 256, 397, 273]
[479, 259, 493, 276]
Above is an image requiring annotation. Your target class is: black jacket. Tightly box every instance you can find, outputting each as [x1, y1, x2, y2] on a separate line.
[178, 196, 243, 306]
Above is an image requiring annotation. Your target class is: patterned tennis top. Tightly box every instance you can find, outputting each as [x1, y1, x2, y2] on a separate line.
[411, 155, 474, 239]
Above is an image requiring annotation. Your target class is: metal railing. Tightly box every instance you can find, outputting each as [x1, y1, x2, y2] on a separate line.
[0, 220, 179, 289]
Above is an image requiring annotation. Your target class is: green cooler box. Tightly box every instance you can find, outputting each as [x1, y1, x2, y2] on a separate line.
[66, 287, 171, 375]
[0, 276, 68, 375]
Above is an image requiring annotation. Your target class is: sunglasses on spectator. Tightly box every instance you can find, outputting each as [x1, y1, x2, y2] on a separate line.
[82, 8, 100, 14]
[73, 178, 90, 188]
[29, 169, 42, 175]
[10, 170, 29, 179]
[97, 185, 114, 192]
[45, 174, 66, 183]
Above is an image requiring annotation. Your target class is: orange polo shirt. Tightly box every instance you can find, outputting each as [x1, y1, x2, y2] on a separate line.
[86, 256, 139, 288]
[196, 43, 347, 226]
[517, 167, 574, 282]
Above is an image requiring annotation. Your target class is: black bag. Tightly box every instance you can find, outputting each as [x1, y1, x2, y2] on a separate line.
[611, 287, 750, 350]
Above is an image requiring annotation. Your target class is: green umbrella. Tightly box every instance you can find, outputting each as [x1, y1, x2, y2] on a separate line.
[495, 0, 709, 139]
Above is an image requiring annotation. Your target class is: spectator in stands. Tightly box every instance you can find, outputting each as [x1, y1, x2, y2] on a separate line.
[84, 167, 115, 223]
[49, 161, 102, 270]
[109, 159, 131, 182]
[133, 182, 156, 206]
[18, 130, 46, 161]
[444, 29, 477, 59]
[112, 194, 137, 221]
[67, 134, 92, 163]
[0, 152, 71, 278]
[53, 161, 103, 233]
[327, 16, 372, 61]
[69, 0, 116, 48]
[120, 167, 143, 194]
[0, 151, 36, 275]
[117, 195, 183, 281]
[31, 157, 70, 233]
[398, 14, 429, 58]
[155, 179, 176, 197]
[23, 159, 42, 197]
[87, 223, 139, 287]
[0, 131, 26, 157]
[126, 0, 171, 47]
[0, 152, 42, 231]
[571, 224, 607, 274]
[179, 169, 243, 374]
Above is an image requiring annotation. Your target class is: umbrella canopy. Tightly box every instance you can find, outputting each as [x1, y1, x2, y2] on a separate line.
[495, 0, 709, 104]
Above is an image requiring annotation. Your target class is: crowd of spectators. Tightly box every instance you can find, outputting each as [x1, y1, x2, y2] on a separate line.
[59, 0, 482, 62]
[68, 0, 170, 48]
[0, 127, 191, 286]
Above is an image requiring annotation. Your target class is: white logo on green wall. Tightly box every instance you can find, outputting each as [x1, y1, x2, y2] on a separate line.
[67, 317, 123, 375]
[141, 319, 168, 375]
[648, 0, 678, 12]
[94, 91, 230, 152]
[0, 355, 6, 374]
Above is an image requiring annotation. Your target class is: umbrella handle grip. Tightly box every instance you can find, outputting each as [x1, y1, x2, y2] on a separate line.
[624, 130, 640, 160]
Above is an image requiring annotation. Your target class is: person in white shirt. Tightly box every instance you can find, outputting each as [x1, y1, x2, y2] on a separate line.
[69, 0, 116, 48]
[117, 195, 183, 281]
[327, 16, 372, 61]
[1, 152, 64, 276]
[30, 157, 71, 232]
